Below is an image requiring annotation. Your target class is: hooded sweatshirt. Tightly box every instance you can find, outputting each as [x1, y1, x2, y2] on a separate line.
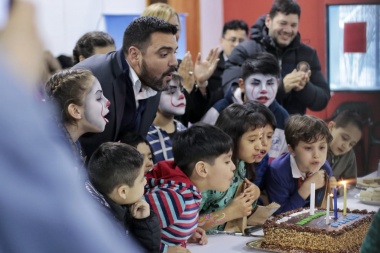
[144, 161, 202, 253]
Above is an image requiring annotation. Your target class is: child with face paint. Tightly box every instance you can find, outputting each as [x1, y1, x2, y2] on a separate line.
[201, 52, 289, 163]
[199, 103, 264, 232]
[120, 132, 155, 173]
[45, 69, 110, 168]
[147, 73, 187, 164]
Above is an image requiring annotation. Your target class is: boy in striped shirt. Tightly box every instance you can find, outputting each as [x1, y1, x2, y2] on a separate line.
[144, 123, 236, 253]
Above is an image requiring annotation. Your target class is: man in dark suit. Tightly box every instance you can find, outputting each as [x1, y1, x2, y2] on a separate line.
[73, 16, 178, 158]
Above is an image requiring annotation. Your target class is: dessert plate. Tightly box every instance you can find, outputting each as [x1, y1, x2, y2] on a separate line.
[360, 199, 380, 206]
[356, 178, 380, 189]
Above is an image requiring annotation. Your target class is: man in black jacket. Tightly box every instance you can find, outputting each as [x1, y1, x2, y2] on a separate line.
[73, 16, 178, 158]
[222, 0, 330, 115]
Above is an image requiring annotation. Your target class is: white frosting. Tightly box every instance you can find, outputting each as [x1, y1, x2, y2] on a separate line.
[276, 209, 317, 224]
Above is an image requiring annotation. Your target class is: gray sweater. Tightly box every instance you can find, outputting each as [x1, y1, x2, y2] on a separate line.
[327, 149, 357, 181]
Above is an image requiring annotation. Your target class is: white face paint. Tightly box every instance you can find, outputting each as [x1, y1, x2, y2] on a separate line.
[158, 78, 186, 116]
[83, 77, 110, 132]
[244, 73, 278, 107]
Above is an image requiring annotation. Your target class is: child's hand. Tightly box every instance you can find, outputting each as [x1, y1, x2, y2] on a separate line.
[329, 176, 338, 190]
[243, 178, 260, 201]
[167, 246, 191, 253]
[228, 192, 254, 219]
[187, 227, 208, 245]
[130, 199, 150, 219]
[307, 170, 326, 189]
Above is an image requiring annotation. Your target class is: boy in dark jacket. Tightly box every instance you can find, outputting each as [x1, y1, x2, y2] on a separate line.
[202, 53, 289, 162]
[86, 142, 161, 252]
[144, 123, 236, 253]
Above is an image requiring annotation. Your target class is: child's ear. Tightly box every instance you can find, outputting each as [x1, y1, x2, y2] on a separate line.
[194, 161, 207, 178]
[117, 185, 130, 200]
[327, 121, 335, 130]
[238, 78, 245, 93]
[288, 144, 295, 157]
[68, 103, 82, 120]
[79, 55, 86, 62]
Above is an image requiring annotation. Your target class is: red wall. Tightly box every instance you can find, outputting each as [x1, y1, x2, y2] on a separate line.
[223, 0, 380, 173]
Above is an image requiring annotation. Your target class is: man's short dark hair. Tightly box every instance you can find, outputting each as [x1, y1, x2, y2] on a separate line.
[269, 0, 301, 19]
[172, 123, 233, 177]
[87, 142, 143, 195]
[72, 31, 115, 64]
[241, 52, 280, 81]
[122, 16, 177, 55]
[285, 115, 332, 150]
[222, 19, 249, 36]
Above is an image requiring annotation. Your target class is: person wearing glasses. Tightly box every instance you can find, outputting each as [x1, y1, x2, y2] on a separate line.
[208, 20, 249, 106]
[180, 19, 248, 125]
[222, 0, 330, 116]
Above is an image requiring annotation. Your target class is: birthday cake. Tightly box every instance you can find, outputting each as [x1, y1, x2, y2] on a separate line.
[261, 208, 374, 253]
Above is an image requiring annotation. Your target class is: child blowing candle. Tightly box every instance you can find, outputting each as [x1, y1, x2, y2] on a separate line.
[266, 115, 333, 215]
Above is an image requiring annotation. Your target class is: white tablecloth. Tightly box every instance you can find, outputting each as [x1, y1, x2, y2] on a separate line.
[187, 172, 380, 253]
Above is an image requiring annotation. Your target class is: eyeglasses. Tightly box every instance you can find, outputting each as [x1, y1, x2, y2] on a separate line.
[223, 37, 246, 44]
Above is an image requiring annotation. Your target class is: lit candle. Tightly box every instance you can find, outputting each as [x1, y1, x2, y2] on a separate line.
[326, 194, 332, 225]
[310, 183, 315, 215]
[342, 181, 347, 216]
[334, 187, 338, 219]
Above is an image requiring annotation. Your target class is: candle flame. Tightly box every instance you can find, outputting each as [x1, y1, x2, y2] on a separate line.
[329, 193, 333, 197]
[340, 180, 347, 186]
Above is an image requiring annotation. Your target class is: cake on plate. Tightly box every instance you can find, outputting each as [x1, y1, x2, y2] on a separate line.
[260, 208, 374, 253]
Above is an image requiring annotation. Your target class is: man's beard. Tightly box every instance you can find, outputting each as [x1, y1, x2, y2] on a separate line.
[139, 59, 176, 92]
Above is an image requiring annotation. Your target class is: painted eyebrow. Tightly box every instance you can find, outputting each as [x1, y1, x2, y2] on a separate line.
[95, 90, 103, 95]
[252, 78, 275, 82]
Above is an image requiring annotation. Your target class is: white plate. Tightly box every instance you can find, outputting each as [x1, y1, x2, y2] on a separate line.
[360, 199, 380, 206]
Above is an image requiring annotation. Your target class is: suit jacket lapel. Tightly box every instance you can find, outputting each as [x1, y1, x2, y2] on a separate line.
[110, 50, 131, 139]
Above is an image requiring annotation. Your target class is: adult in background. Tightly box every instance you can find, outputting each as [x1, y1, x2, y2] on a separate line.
[205, 20, 248, 114]
[72, 31, 116, 65]
[222, 0, 330, 115]
[73, 16, 178, 158]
